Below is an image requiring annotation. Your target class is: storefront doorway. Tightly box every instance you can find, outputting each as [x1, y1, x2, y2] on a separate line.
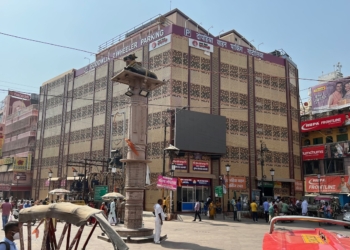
[176, 178, 211, 212]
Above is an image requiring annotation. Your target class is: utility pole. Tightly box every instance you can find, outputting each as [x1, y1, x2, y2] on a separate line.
[82, 159, 87, 203]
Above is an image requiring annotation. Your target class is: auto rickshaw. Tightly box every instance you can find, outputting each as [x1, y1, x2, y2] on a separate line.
[18, 203, 128, 250]
[263, 216, 350, 249]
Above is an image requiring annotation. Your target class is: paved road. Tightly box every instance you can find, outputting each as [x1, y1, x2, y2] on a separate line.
[1, 212, 350, 249]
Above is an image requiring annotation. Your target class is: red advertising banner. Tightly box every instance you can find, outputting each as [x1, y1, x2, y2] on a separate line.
[157, 176, 177, 190]
[224, 176, 247, 190]
[173, 159, 187, 170]
[8, 91, 31, 100]
[302, 145, 325, 161]
[301, 114, 346, 132]
[192, 161, 209, 171]
[295, 180, 303, 192]
[305, 175, 350, 193]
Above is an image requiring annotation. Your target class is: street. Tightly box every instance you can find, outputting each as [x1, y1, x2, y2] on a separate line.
[2, 212, 350, 249]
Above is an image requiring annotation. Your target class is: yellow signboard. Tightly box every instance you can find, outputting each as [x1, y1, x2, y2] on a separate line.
[27, 153, 32, 171]
[13, 157, 27, 172]
[302, 234, 324, 244]
[0, 158, 13, 165]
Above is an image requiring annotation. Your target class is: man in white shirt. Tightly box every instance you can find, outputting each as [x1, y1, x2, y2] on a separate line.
[154, 199, 165, 244]
[108, 199, 117, 225]
[301, 199, 308, 216]
[193, 199, 202, 222]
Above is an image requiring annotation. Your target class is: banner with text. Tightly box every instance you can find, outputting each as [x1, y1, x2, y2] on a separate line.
[223, 176, 247, 190]
[189, 38, 214, 53]
[149, 34, 171, 51]
[302, 145, 325, 161]
[295, 180, 303, 192]
[305, 175, 350, 193]
[311, 77, 350, 113]
[173, 159, 187, 170]
[301, 114, 346, 132]
[192, 161, 209, 171]
[157, 176, 177, 190]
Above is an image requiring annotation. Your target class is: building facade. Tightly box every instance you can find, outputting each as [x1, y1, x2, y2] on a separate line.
[32, 9, 301, 210]
[0, 91, 38, 199]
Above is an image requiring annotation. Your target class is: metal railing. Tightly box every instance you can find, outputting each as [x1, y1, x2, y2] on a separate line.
[98, 15, 172, 52]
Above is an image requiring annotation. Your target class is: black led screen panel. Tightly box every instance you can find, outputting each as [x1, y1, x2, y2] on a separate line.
[175, 110, 226, 154]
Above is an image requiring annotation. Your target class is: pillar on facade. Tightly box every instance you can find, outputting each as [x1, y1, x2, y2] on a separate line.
[111, 64, 164, 237]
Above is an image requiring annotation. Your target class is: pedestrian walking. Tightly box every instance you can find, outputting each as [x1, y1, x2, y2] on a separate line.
[250, 200, 258, 222]
[263, 199, 269, 223]
[0, 221, 19, 250]
[301, 199, 308, 216]
[1, 199, 12, 230]
[100, 202, 108, 216]
[193, 199, 202, 221]
[108, 199, 117, 225]
[231, 198, 237, 221]
[154, 199, 165, 244]
[209, 201, 216, 220]
[236, 198, 242, 221]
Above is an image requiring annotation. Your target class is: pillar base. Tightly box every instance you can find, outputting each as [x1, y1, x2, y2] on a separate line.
[98, 229, 167, 244]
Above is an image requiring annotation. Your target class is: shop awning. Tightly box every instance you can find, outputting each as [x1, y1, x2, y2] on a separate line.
[255, 177, 295, 182]
[47, 176, 88, 182]
[10, 185, 32, 191]
[48, 177, 61, 182]
[174, 172, 217, 179]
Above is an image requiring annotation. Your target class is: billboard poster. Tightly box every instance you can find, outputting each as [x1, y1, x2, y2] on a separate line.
[311, 77, 350, 113]
[305, 175, 350, 193]
[173, 159, 187, 170]
[223, 176, 247, 190]
[13, 157, 27, 172]
[8, 91, 31, 100]
[192, 161, 209, 171]
[300, 114, 346, 132]
[325, 142, 350, 158]
[302, 145, 325, 161]
[14, 172, 26, 181]
[178, 178, 210, 186]
[157, 176, 177, 190]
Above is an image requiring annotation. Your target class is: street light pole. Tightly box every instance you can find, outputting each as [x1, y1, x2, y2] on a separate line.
[226, 164, 231, 212]
[170, 163, 176, 214]
[48, 169, 53, 199]
[317, 174, 321, 194]
[270, 168, 275, 198]
[260, 141, 269, 204]
[16, 175, 20, 200]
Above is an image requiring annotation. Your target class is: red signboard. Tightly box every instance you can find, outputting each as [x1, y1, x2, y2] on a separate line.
[302, 145, 325, 161]
[305, 175, 350, 193]
[173, 159, 187, 170]
[192, 161, 209, 171]
[295, 180, 303, 192]
[8, 91, 31, 100]
[301, 114, 346, 132]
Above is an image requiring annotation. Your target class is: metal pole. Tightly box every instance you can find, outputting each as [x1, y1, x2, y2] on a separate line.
[162, 119, 167, 176]
[227, 172, 230, 212]
[272, 175, 274, 198]
[261, 142, 264, 203]
[83, 159, 87, 203]
[17, 178, 19, 200]
[222, 177, 225, 220]
[110, 114, 114, 159]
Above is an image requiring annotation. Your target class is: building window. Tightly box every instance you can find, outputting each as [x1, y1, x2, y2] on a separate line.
[235, 38, 238, 41]
[313, 137, 323, 145]
[326, 136, 333, 143]
[304, 139, 311, 146]
[324, 158, 344, 174]
[336, 134, 348, 142]
[303, 160, 320, 175]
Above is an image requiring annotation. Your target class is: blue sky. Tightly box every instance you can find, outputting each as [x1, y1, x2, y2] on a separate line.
[0, 0, 349, 103]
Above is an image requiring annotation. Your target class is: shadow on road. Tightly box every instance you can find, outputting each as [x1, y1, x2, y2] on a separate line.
[161, 241, 222, 250]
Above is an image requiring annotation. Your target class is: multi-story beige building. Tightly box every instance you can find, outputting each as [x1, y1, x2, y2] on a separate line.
[32, 9, 301, 211]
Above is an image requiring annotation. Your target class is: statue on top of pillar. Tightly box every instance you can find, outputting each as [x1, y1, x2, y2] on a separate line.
[123, 54, 158, 79]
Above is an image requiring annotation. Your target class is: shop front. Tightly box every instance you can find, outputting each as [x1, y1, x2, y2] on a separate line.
[176, 177, 211, 212]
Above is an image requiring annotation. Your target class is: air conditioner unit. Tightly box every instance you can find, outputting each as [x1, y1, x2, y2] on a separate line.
[339, 127, 347, 133]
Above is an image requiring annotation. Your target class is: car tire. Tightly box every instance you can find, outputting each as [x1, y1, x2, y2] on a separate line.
[344, 226, 350, 229]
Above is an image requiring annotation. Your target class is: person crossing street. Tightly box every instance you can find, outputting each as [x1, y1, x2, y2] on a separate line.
[193, 199, 202, 222]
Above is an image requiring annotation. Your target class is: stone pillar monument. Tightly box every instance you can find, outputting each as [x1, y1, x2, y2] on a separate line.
[111, 54, 164, 237]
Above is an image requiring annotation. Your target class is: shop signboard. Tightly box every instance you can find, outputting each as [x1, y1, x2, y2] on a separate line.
[224, 176, 247, 190]
[173, 159, 187, 170]
[27, 153, 32, 171]
[302, 145, 325, 161]
[310, 77, 350, 114]
[189, 38, 214, 53]
[215, 186, 223, 198]
[8, 91, 31, 100]
[0, 158, 13, 165]
[192, 161, 209, 171]
[14, 172, 26, 181]
[13, 157, 27, 172]
[305, 175, 350, 193]
[295, 180, 303, 192]
[257, 181, 274, 188]
[93, 185, 109, 201]
[301, 114, 346, 132]
[60, 179, 66, 187]
[149, 34, 171, 51]
[0, 184, 11, 191]
[178, 178, 210, 186]
[157, 176, 177, 190]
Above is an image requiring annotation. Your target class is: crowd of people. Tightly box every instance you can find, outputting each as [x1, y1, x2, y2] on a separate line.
[101, 198, 126, 226]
